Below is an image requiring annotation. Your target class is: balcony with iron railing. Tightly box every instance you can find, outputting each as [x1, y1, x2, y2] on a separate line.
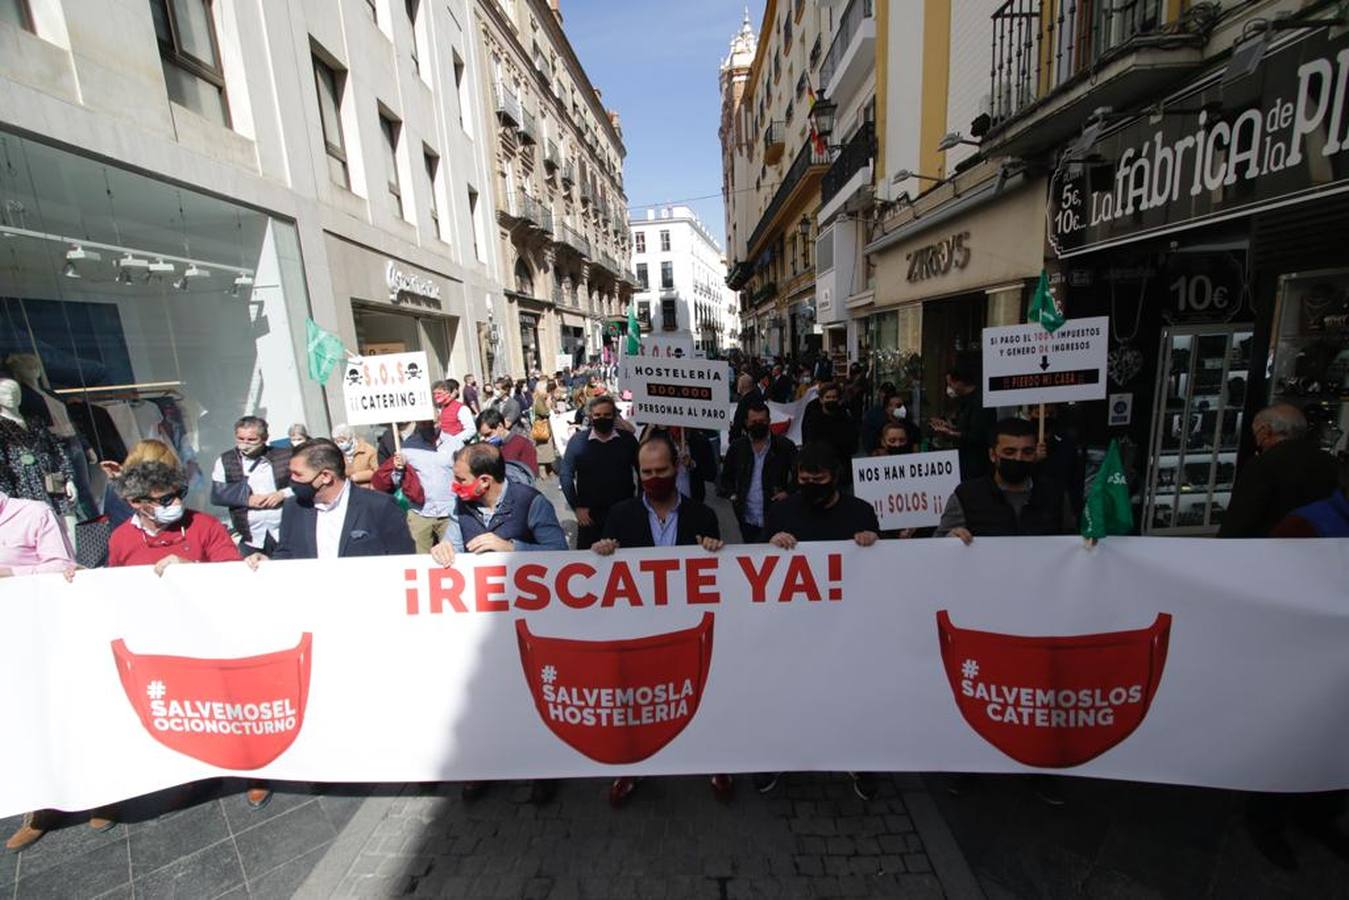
[763, 120, 786, 165]
[538, 207, 555, 235]
[820, 0, 874, 103]
[984, 0, 1208, 154]
[819, 121, 875, 216]
[747, 138, 830, 257]
[580, 181, 594, 206]
[509, 192, 541, 227]
[493, 82, 520, 127]
[544, 140, 560, 171]
[561, 161, 576, 186]
[519, 108, 538, 145]
[557, 223, 591, 259]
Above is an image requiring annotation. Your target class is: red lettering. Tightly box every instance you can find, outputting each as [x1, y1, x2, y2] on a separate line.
[428, 568, 467, 614]
[557, 562, 598, 609]
[638, 558, 680, 606]
[601, 562, 642, 607]
[778, 555, 822, 603]
[686, 557, 720, 604]
[404, 568, 419, 615]
[736, 555, 779, 603]
[513, 563, 551, 611]
[474, 565, 509, 613]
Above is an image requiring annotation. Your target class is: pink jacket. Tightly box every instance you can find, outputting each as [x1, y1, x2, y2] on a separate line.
[0, 491, 75, 576]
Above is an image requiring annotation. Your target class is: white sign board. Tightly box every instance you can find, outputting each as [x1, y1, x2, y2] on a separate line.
[341, 351, 435, 427]
[982, 316, 1109, 407]
[624, 358, 729, 430]
[852, 450, 961, 530]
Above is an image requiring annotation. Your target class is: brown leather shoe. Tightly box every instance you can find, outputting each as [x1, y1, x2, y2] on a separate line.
[88, 816, 116, 832]
[245, 788, 272, 810]
[5, 812, 44, 852]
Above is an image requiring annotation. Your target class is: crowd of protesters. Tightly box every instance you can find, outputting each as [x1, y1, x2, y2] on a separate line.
[3, 351, 1346, 864]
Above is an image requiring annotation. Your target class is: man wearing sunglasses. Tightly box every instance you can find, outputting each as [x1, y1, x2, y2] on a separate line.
[107, 460, 240, 573]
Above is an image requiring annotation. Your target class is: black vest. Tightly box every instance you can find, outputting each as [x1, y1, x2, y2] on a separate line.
[458, 482, 544, 545]
[218, 446, 291, 542]
[954, 475, 1067, 537]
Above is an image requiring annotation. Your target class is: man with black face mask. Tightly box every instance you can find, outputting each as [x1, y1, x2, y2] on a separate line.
[720, 400, 797, 542]
[559, 396, 639, 548]
[764, 442, 879, 549]
[936, 417, 1076, 544]
[802, 382, 860, 490]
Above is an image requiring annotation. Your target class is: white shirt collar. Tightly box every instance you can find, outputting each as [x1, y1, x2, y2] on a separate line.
[315, 479, 351, 513]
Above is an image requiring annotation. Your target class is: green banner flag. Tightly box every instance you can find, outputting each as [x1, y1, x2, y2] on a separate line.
[1081, 439, 1134, 540]
[305, 318, 347, 384]
[1027, 269, 1065, 333]
[626, 301, 640, 356]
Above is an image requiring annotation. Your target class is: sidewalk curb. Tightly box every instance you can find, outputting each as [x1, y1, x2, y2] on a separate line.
[905, 788, 986, 900]
[294, 790, 403, 898]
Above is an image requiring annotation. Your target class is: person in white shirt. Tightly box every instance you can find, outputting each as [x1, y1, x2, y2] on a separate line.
[210, 416, 292, 556]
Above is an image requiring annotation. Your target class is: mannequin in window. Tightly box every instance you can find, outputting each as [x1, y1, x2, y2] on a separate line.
[3, 354, 96, 520]
[0, 378, 77, 517]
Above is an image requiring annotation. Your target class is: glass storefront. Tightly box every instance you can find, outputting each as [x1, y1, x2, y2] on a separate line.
[0, 129, 318, 520]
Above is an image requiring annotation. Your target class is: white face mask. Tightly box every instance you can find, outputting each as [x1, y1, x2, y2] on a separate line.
[891, 406, 907, 420]
[337, 440, 354, 454]
[946, 386, 959, 399]
[153, 502, 185, 526]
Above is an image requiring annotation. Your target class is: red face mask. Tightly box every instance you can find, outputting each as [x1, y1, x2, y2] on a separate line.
[516, 613, 715, 764]
[451, 478, 487, 502]
[111, 634, 313, 770]
[937, 611, 1171, 768]
[641, 475, 677, 502]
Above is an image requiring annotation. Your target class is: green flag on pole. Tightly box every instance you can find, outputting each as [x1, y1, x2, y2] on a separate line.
[305, 318, 347, 384]
[626, 301, 641, 356]
[1081, 439, 1134, 540]
[1027, 269, 1065, 333]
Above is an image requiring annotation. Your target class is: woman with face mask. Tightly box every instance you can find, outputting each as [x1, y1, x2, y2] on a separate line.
[332, 424, 378, 488]
[105, 460, 241, 574]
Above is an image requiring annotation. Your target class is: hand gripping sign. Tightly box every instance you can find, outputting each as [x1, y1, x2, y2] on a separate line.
[516, 613, 715, 764]
[936, 612, 1171, 768]
[111, 634, 313, 770]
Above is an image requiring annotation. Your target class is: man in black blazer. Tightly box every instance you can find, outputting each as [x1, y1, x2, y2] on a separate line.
[245, 439, 415, 564]
[591, 435, 729, 808]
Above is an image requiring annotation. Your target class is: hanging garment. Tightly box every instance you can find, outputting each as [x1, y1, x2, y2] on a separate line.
[0, 418, 77, 517]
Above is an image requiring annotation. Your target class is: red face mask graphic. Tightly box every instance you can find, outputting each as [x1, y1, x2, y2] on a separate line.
[516, 613, 714, 765]
[936, 611, 1171, 768]
[111, 634, 313, 770]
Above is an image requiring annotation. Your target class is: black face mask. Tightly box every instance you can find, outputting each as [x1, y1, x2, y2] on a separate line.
[800, 481, 835, 508]
[591, 416, 616, 435]
[291, 476, 321, 508]
[747, 423, 770, 441]
[997, 458, 1035, 485]
[821, 401, 839, 414]
[885, 445, 912, 456]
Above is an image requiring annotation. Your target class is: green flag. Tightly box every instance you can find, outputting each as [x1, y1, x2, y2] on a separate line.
[1027, 269, 1065, 333]
[626, 301, 640, 356]
[305, 318, 347, 384]
[1081, 439, 1133, 539]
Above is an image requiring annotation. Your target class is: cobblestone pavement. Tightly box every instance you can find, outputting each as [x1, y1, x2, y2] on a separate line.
[304, 773, 950, 899]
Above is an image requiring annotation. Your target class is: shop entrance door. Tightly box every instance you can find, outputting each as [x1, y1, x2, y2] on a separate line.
[1143, 323, 1253, 535]
[519, 314, 541, 373]
[920, 293, 986, 422]
[353, 307, 453, 378]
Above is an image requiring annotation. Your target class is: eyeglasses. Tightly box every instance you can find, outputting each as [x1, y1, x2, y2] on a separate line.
[132, 490, 185, 507]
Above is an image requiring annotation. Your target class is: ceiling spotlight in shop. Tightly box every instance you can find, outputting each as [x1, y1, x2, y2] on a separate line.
[62, 261, 80, 279]
[64, 244, 101, 279]
[148, 259, 176, 278]
[229, 272, 254, 297]
[116, 253, 150, 285]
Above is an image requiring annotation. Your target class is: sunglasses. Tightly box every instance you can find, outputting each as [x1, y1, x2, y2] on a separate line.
[132, 490, 185, 507]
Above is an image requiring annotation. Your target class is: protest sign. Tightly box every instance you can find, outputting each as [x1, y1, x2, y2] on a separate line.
[982, 316, 1109, 407]
[852, 450, 961, 530]
[341, 351, 435, 427]
[4, 538, 1349, 817]
[624, 357, 729, 430]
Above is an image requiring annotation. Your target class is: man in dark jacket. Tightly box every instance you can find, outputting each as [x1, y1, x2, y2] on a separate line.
[592, 435, 729, 808]
[936, 417, 1076, 543]
[801, 382, 860, 490]
[729, 372, 764, 443]
[559, 396, 639, 548]
[1218, 403, 1339, 538]
[210, 416, 291, 556]
[930, 363, 996, 482]
[720, 399, 798, 542]
[641, 424, 716, 502]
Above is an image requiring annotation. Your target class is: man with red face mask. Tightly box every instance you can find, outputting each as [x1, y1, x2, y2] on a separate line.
[591, 436, 729, 807]
[431, 379, 475, 439]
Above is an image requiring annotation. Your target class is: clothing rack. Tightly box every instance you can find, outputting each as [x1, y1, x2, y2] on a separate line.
[54, 381, 184, 402]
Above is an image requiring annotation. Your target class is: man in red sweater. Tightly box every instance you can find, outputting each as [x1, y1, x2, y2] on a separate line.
[108, 460, 241, 572]
[476, 407, 538, 477]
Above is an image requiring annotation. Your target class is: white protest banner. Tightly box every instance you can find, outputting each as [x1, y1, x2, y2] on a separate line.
[852, 450, 961, 530]
[5, 538, 1349, 817]
[982, 316, 1109, 407]
[624, 357, 729, 430]
[341, 351, 435, 426]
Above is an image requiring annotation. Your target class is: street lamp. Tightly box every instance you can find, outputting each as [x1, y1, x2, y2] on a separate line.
[936, 131, 981, 152]
[808, 96, 837, 141]
[798, 215, 812, 239]
[891, 169, 944, 184]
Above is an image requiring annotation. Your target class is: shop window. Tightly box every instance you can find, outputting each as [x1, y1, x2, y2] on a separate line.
[423, 148, 441, 239]
[150, 0, 230, 127]
[660, 261, 674, 290]
[659, 229, 670, 252]
[313, 54, 349, 187]
[636, 263, 648, 290]
[634, 232, 645, 254]
[0, 0, 33, 31]
[380, 112, 403, 219]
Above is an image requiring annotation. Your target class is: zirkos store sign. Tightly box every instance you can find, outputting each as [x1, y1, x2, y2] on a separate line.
[1050, 28, 1349, 257]
[386, 260, 442, 309]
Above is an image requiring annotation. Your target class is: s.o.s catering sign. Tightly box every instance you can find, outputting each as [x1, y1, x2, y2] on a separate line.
[1050, 27, 1349, 257]
[3, 537, 1349, 817]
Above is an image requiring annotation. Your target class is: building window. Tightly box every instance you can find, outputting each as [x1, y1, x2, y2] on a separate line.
[405, 0, 420, 74]
[0, 0, 33, 31]
[636, 263, 648, 290]
[660, 261, 674, 290]
[312, 54, 349, 187]
[150, 0, 230, 127]
[451, 49, 472, 136]
[659, 230, 670, 252]
[423, 148, 441, 238]
[380, 112, 403, 218]
[364, 0, 377, 21]
[661, 297, 677, 331]
[467, 186, 482, 260]
[634, 232, 645, 254]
